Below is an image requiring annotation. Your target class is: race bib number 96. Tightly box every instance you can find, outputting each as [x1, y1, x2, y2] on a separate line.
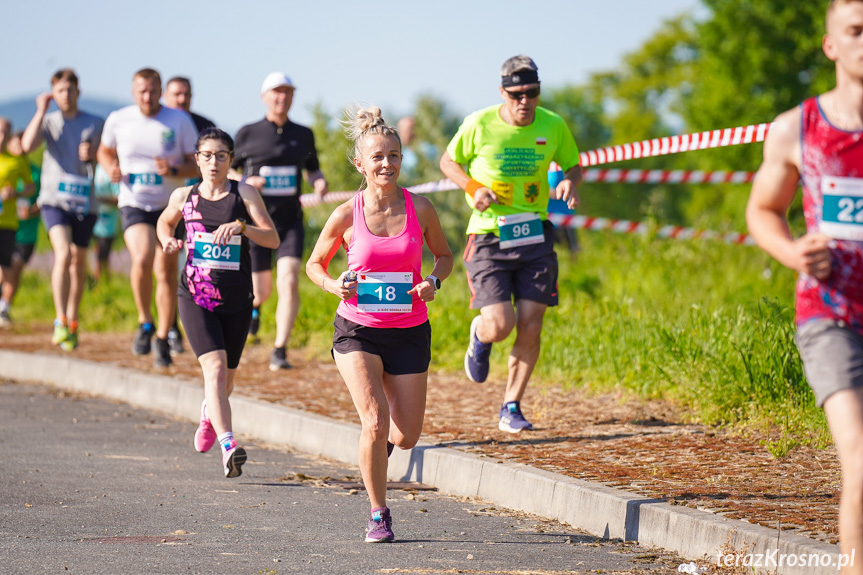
[821, 175, 863, 241]
[190, 232, 241, 270]
[356, 272, 413, 313]
[497, 212, 544, 249]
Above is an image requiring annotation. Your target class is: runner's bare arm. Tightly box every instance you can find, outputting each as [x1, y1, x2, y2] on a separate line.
[156, 187, 189, 255]
[97, 145, 122, 183]
[21, 93, 52, 153]
[746, 107, 832, 279]
[556, 164, 583, 208]
[439, 150, 497, 212]
[410, 195, 454, 302]
[305, 202, 356, 298]
[237, 182, 279, 249]
[306, 169, 328, 199]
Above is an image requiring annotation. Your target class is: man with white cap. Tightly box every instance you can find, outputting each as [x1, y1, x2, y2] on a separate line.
[231, 72, 328, 370]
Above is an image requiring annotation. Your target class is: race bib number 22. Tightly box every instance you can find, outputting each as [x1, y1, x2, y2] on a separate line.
[821, 175, 863, 241]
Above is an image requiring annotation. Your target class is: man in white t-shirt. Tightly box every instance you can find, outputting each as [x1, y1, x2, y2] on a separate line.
[97, 68, 198, 367]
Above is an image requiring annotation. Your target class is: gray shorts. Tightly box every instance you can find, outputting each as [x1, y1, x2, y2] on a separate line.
[463, 220, 558, 310]
[796, 320, 863, 406]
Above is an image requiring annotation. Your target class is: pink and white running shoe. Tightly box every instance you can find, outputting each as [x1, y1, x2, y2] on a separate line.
[194, 400, 217, 453]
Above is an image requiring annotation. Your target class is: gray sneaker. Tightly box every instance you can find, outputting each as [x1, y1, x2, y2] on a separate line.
[269, 347, 293, 371]
[153, 337, 172, 367]
[132, 323, 155, 355]
[167, 327, 184, 355]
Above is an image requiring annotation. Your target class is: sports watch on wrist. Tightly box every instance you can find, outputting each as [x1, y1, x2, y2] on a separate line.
[427, 275, 441, 290]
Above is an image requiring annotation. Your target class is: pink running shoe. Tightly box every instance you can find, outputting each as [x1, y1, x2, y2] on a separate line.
[223, 445, 247, 478]
[194, 400, 217, 453]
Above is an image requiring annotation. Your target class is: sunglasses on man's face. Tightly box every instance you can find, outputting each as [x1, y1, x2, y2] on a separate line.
[504, 87, 540, 100]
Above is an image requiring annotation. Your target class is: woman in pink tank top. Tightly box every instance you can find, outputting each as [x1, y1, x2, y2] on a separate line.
[306, 106, 453, 543]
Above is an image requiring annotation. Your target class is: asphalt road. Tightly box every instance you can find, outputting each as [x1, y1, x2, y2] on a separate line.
[0, 380, 682, 575]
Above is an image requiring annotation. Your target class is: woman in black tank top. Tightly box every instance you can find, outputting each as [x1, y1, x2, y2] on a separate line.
[157, 128, 278, 479]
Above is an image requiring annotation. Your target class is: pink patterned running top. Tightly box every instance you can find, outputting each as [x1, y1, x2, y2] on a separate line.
[336, 188, 428, 328]
[797, 97, 863, 334]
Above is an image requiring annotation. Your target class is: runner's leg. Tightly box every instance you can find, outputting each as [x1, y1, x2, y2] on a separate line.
[505, 299, 547, 403]
[334, 349, 389, 509]
[274, 256, 301, 349]
[153, 248, 179, 340]
[383, 371, 428, 450]
[67, 243, 88, 323]
[824, 388, 863, 575]
[48, 225, 74, 321]
[124, 223, 156, 325]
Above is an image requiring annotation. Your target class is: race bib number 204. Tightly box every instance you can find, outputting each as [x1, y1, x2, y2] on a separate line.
[190, 232, 241, 270]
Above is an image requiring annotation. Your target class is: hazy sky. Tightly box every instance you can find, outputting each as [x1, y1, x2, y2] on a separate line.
[3, 0, 702, 134]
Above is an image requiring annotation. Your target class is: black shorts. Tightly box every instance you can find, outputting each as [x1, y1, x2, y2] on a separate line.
[463, 219, 559, 309]
[120, 206, 161, 230]
[0, 228, 15, 267]
[120, 206, 183, 240]
[41, 205, 97, 248]
[332, 314, 431, 375]
[250, 217, 304, 271]
[13, 242, 35, 264]
[178, 297, 252, 369]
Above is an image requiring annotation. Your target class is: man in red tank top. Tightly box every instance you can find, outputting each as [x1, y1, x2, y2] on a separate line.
[747, 2, 863, 570]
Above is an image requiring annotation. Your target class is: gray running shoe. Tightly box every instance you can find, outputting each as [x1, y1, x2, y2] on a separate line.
[269, 347, 293, 371]
[132, 323, 155, 355]
[167, 327, 184, 355]
[153, 337, 172, 367]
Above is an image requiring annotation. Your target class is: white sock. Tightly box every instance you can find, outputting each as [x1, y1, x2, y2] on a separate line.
[217, 431, 235, 453]
[0, 300, 9, 313]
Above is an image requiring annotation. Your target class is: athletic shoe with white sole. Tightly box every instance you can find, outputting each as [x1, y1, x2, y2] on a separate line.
[498, 401, 534, 433]
[365, 507, 394, 543]
[464, 315, 492, 383]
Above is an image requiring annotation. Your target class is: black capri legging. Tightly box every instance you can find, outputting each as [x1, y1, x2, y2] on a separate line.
[178, 298, 253, 369]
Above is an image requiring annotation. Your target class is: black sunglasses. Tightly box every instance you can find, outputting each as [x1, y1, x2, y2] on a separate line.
[504, 87, 540, 100]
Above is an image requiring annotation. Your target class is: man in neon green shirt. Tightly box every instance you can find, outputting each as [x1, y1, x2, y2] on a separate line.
[0, 118, 36, 326]
[440, 55, 582, 433]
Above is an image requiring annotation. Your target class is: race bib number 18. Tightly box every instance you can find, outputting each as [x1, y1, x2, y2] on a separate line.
[821, 175, 863, 241]
[190, 232, 241, 270]
[497, 212, 544, 249]
[356, 272, 413, 313]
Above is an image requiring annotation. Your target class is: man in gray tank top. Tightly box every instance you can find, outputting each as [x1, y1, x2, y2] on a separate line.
[21, 69, 104, 352]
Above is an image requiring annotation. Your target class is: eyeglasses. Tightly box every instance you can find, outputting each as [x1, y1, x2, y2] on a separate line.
[503, 87, 540, 100]
[196, 151, 231, 162]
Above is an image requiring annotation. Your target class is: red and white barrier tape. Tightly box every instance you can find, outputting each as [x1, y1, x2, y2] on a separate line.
[547, 213, 756, 246]
[301, 169, 755, 207]
[579, 123, 772, 168]
[583, 168, 755, 184]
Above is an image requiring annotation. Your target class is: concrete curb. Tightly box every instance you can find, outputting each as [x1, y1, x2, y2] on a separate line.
[1, 349, 842, 574]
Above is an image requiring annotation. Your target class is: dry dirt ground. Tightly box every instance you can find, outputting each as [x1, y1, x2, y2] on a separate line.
[1, 323, 841, 549]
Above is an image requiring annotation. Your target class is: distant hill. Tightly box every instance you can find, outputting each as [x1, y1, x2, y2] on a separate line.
[0, 95, 129, 130]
